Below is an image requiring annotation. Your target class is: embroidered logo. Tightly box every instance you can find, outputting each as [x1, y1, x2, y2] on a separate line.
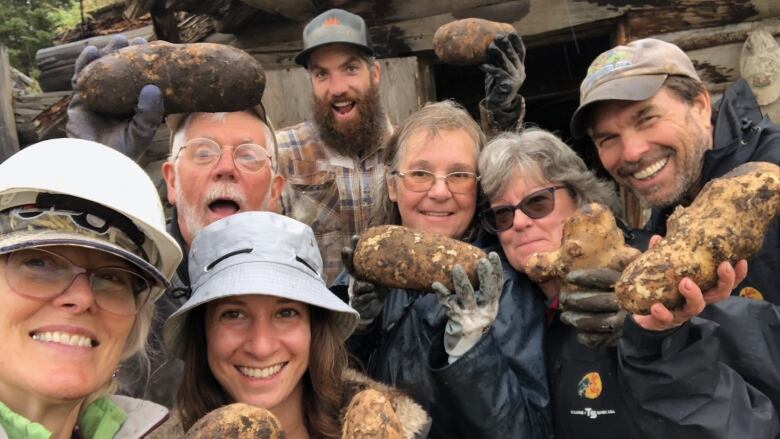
[324, 17, 340, 27]
[739, 286, 764, 301]
[578, 372, 603, 400]
[583, 47, 635, 92]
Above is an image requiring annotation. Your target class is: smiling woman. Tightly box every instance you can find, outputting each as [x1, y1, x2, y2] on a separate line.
[0, 138, 182, 439]
[161, 211, 430, 439]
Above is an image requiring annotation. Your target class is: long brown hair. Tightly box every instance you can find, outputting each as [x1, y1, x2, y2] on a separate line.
[176, 305, 348, 438]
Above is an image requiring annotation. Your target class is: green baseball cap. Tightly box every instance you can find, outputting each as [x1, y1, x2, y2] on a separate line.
[295, 8, 374, 67]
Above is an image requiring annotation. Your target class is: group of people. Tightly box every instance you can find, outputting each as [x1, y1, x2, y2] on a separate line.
[0, 6, 777, 439]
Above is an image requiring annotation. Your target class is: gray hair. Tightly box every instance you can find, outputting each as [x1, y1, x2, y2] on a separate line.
[169, 111, 278, 174]
[372, 100, 486, 232]
[479, 129, 619, 212]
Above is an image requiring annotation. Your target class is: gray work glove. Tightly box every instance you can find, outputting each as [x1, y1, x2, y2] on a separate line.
[560, 268, 628, 349]
[480, 32, 526, 129]
[433, 252, 503, 364]
[66, 35, 164, 159]
[342, 235, 388, 329]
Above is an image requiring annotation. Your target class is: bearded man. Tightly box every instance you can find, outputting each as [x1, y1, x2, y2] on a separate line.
[278, 9, 528, 284]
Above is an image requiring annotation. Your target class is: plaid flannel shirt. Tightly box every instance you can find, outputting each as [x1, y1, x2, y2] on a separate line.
[276, 120, 393, 285]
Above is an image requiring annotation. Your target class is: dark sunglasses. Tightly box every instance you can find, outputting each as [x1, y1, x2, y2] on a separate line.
[480, 186, 568, 233]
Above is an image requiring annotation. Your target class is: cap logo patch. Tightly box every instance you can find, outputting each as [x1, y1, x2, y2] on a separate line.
[583, 47, 634, 92]
[578, 372, 603, 399]
[324, 16, 340, 27]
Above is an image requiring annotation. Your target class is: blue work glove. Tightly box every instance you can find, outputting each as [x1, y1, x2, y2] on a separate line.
[480, 32, 526, 128]
[560, 268, 627, 348]
[433, 252, 502, 364]
[342, 235, 388, 329]
[66, 35, 164, 159]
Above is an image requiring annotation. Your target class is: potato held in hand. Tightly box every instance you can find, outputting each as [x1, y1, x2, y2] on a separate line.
[76, 41, 265, 116]
[525, 203, 640, 284]
[185, 403, 284, 439]
[353, 225, 486, 291]
[615, 162, 780, 315]
[433, 18, 516, 65]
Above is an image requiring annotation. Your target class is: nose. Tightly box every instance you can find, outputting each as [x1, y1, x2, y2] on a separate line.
[51, 274, 97, 314]
[620, 133, 651, 164]
[212, 147, 238, 182]
[426, 177, 453, 201]
[328, 73, 350, 98]
[511, 207, 534, 230]
[243, 318, 279, 358]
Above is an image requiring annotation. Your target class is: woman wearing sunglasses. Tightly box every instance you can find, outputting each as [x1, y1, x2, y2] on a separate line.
[478, 129, 780, 439]
[343, 101, 551, 438]
[0, 138, 182, 439]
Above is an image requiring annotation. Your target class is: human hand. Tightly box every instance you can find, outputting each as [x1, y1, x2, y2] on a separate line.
[481, 32, 526, 111]
[561, 268, 627, 348]
[66, 35, 163, 159]
[342, 235, 387, 328]
[433, 252, 502, 362]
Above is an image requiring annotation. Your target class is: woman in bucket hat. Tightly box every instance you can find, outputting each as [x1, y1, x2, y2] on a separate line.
[0, 138, 182, 439]
[161, 211, 429, 438]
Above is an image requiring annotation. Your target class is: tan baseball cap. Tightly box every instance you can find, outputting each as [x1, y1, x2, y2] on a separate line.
[740, 29, 780, 106]
[570, 38, 701, 138]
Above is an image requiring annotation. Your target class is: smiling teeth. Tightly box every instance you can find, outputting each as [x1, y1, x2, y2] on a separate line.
[333, 101, 352, 107]
[32, 332, 93, 348]
[633, 157, 668, 180]
[423, 212, 450, 216]
[239, 364, 284, 378]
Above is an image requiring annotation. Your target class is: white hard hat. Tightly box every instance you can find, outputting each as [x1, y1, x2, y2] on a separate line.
[0, 138, 182, 298]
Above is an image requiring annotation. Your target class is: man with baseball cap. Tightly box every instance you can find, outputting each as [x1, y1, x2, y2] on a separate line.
[571, 38, 780, 306]
[278, 8, 528, 285]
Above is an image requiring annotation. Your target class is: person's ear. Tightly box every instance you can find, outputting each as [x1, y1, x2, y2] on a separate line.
[387, 174, 397, 202]
[266, 174, 285, 213]
[162, 161, 177, 205]
[691, 90, 713, 131]
[371, 60, 381, 85]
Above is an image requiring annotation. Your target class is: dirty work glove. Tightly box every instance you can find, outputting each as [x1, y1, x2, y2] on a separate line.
[66, 35, 164, 160]
[560, 268, 628, 348]
[342, 235, 388, 329]
[480, 32, 526, 129]
[433, 252, 502, 364]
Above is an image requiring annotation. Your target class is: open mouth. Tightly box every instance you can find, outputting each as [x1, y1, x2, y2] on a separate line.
[30, 331, 97, 348]
[208, 199, 240, 216]
[237, 363, 285, 379]
[420, 211, 453, 217]
[332, 101, 356, 116]
[632, 157, 669, 180]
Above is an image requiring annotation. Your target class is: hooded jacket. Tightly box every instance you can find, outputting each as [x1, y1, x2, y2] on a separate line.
[349, 246, 551, 439]
[645, 78, 780, 305]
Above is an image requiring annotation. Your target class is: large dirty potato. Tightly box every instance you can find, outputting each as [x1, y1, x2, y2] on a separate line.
[616, 162, 780, 315]
[342, 389, 403, 439]
[353, 225, 487, 291]
[185, 403, 284, 439]
[525, 203, 640, 284]
[433, 18, 516, 65]
[76, 41, 265, 116]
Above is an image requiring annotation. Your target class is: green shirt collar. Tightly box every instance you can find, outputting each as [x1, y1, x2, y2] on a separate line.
[0, 397, 127, 439]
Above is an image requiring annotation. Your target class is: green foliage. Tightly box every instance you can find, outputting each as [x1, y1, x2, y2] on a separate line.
[0, 0, 75, 76]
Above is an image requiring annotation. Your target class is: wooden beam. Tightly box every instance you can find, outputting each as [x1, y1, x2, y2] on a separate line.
[236, 0, 315, 22]
[0, 47, 19, 162]
[124, 0, 155, 20]
[655, 17, 780, 51]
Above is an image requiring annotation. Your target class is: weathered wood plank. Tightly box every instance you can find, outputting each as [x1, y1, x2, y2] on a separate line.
[236, 0, 315, 22]
[231, 0, 627, 70]
[0, 47, 19, 161]
[655, 17, 780, 51]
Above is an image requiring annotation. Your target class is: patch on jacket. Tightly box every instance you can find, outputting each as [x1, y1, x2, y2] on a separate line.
[577, 372, 603, 399]
[739, 286, 765, 301]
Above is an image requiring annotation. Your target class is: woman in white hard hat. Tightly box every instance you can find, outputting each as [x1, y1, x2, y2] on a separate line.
[0, 138, 182, 438]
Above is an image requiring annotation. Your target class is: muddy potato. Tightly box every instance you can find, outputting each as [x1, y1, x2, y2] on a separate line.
[615, 162, 780, 315]
[76, 41, 265, 116]
[433, 18, 516, 65]
[352, 225, 487, 291]
[525, 203, 640, 284]
[185, 403, 284, 439]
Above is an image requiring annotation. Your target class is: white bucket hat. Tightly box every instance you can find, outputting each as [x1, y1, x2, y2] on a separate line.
[164, 211, 358, 357]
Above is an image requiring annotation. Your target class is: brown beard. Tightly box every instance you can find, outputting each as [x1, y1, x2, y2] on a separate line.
[312, 83, 387, 157]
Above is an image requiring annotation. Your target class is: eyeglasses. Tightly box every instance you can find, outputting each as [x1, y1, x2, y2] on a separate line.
[4, 248, 152, 316]
[391, 170, 480, 194]
[177, 138, 271, 173]
[480, 186, 568, 233]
